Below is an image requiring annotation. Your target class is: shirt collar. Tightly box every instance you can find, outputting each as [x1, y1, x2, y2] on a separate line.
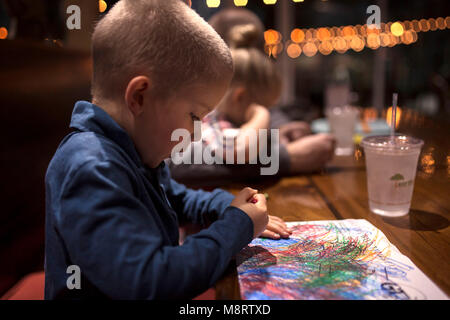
[70, 100, 146, 168]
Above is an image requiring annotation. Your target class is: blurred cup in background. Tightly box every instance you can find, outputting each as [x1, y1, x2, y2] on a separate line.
[326, 105, 359, 156]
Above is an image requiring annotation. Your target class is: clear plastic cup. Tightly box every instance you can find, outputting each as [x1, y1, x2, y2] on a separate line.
[326, 106, 359, 156]
[362, 135, 424, 217]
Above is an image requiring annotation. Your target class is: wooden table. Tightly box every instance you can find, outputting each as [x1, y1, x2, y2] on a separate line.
[215, 112, 450, 299]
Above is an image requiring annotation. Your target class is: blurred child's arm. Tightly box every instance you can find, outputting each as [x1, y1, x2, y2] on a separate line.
[240, 103, 270, 131]
[222, 104, 270, 163]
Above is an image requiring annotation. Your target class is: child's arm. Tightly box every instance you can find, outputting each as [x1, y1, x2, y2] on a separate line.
[165, 165, 292, 239]
[56, 160, 256, 299]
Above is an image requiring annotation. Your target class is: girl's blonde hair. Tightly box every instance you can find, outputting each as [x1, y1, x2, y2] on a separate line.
[227, 24, 282, 107]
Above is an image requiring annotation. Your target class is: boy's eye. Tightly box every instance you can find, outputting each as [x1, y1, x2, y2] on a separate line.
[190, 112, 201, 122]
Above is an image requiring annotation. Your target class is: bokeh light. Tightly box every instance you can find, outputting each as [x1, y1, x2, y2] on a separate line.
[350, 35, 365, 52]
[286, 42, 302, 58]
[302, 41, 318, 57]
[0, 27, 7, 40]
[264, 29, 280, 45]
[99, 0, 107, 13]
[390, 22, 404, 37]
[386, 106, 402, 128]
[234, 0, 248, 6]
[206, 0, 220, 8]
[317, 27, 331, 41]
[291, 28, 305, 43]
[419, 19, 430, 32]
[318, 40, 333, 55]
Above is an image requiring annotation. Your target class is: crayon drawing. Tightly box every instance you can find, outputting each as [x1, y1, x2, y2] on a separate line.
[237, 219, 447, 300]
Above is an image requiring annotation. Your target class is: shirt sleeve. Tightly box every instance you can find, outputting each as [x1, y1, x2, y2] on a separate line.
[57, 160, 253, 299]
[160, 165, 238, 226]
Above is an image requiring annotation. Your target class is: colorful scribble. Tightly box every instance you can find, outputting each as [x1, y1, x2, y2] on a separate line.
[237, 220, 447, 300]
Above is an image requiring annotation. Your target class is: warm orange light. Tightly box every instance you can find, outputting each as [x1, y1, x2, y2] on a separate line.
[332, 37, 347, 52]
[428, 18, 437, 31]
[411, 20, 420, 32]
[380, 33, 390, 47]
[419, 19, 430, 32]
[317, 27, 331, 41]
[350, 36, 365, 52]
[388, 33, 399, 47]
[386, 106, 402, 128]
[305, 29, 313, 41]
[366, 24, 380, 34]
[366, 34, 380, 49]
[342, 26, 355, 39]
[264, 29, 280, 45]
[363, 108, 378, 122]
[401, 30, 414, 45]
[390, 22, 404, 37]
[411, 30, 418, 43]
[357, 25, 367, 37]
[273, 42, 284, 56]
[420, 152, 436, 177]
[99, 0, 107, 13]
[286, 43, 302, 58]
[318, 41, 333, 55]
[436, 17, 445, 30]
[302, 41, 317, 57]
[331, 26, 340, 37]
[0, 27, 7, 40]
[291, 28, 305, 43]
[403, 21, 411, 31]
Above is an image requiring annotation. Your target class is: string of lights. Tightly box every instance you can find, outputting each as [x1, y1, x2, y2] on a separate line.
[264, 17, 450, 58]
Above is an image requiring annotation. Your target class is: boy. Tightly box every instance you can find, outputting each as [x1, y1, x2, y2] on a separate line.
[44, 0, 290, 299]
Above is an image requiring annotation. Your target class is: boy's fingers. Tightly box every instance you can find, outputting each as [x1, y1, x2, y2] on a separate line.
[236, 187, 258, 202]
[269, 216, 292, 234]
[253, 193, 267, 206]
[267, 222, 290, 238]
[260, 230, 280, 240]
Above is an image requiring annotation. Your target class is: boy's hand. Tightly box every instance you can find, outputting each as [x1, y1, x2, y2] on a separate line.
[260, 215, 293, 239]
[230, 188, 269, 239]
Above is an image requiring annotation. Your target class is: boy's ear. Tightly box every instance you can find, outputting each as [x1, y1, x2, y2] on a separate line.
[231, 87, 248, 106]
[124, 76, 152, 116]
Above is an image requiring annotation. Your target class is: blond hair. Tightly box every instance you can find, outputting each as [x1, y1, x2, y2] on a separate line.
[91, 0, 233, 101]
[208, 8, 265, 50]
[228, 24, 282, 106]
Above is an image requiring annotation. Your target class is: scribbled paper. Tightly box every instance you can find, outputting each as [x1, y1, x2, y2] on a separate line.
[237, 219, 448, 300]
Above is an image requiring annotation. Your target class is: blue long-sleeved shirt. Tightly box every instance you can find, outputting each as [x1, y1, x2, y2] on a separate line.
[44, 101, 254, 299]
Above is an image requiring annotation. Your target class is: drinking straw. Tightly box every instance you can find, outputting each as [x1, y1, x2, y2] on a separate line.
[391, 93, 398, 142]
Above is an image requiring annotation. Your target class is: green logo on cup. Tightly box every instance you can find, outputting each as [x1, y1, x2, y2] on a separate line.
[390, 173, 405, 181]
